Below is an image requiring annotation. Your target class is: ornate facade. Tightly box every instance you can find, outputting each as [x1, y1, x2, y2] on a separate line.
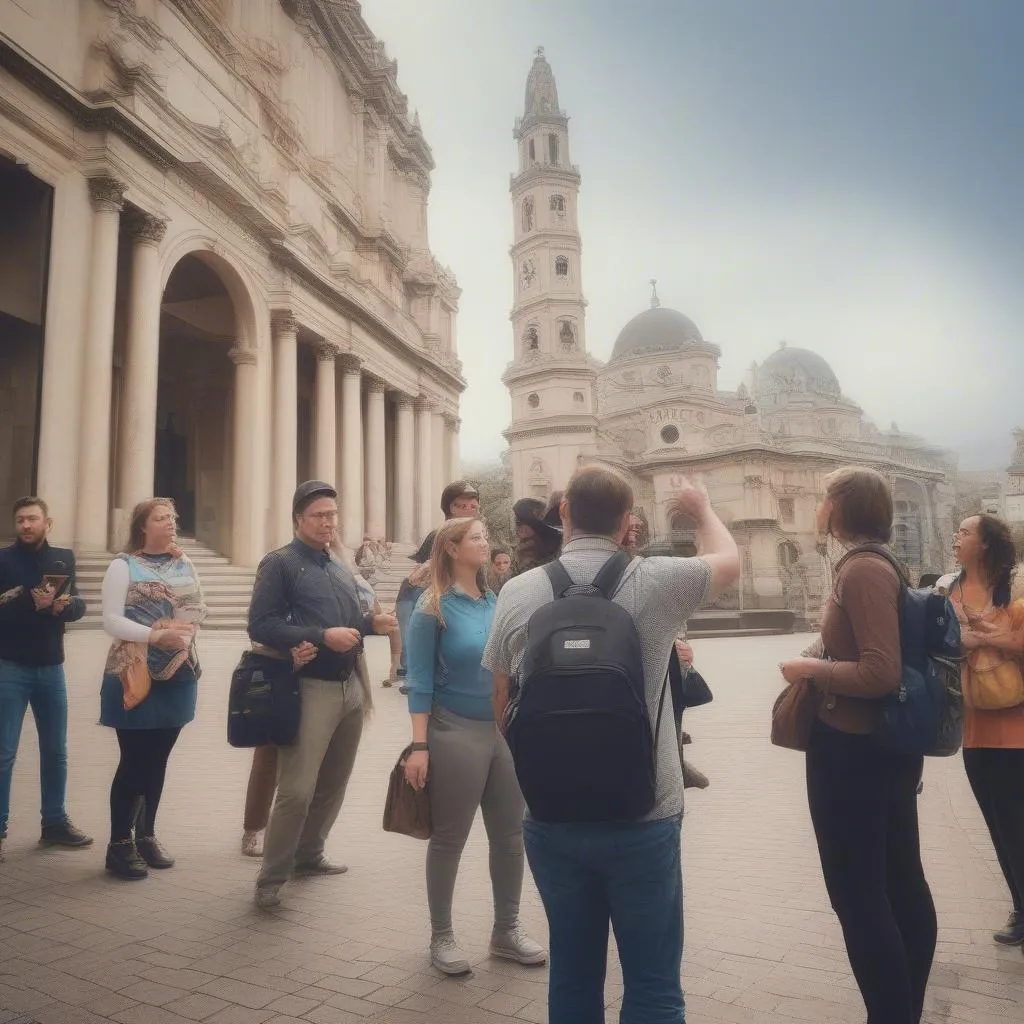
[504, 53, 956, 613]
[0, 0, 461, 564]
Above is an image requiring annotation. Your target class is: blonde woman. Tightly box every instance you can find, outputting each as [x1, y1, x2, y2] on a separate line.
[404, 518, 545, 975]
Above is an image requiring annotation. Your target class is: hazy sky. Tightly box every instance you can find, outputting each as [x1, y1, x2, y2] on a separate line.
[362, 0, 1024, 471]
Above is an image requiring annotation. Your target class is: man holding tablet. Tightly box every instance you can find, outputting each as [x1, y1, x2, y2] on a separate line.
[0, 497, 91, 861]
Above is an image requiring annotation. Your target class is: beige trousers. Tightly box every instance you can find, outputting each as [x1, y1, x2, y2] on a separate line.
[257, 677, 365, 890]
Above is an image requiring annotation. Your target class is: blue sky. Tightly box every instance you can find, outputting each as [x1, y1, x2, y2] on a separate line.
[362, 0, 1024, 470]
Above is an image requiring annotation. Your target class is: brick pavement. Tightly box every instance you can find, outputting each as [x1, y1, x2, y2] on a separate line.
[2, 632, 1023, 1023]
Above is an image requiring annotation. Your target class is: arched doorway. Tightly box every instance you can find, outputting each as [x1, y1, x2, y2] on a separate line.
[156, 254, 237, 553]
[0, 158, 52, 522]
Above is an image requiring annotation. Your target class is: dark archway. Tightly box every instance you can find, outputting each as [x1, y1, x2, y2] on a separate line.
[156, 254, 236, 551]
[0, 158, 52, 522]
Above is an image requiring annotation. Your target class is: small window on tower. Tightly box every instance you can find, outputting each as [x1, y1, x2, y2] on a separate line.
[548, 133, 559, 165]
[559, 321, 576, 350]
[573, 391, 585, 404]
[523, 327, 539, 352]
[550, 194, 566, 215]
[528, 139, 535, 163]
[778, 498, 795, 524]
[527, 393, 540, 409]
[555, 256, 569, 277]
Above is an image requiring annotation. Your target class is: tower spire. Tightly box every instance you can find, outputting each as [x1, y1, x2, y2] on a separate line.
[649, 279, 660, 309]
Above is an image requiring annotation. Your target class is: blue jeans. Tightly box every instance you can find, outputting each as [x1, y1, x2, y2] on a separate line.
[0, 660, 69, 836]
[524, 815, 685, 1024]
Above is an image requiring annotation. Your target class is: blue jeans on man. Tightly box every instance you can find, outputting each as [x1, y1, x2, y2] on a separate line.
[0, 660, 69, 837]
[524, 814, 685, 1024]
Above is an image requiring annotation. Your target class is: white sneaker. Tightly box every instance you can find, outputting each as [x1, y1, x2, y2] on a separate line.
[241, 830, 263, 857]
[490, 925, 547, 965]
[430, 931, 471, 975]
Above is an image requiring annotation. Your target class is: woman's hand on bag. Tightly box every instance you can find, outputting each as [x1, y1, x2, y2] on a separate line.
[675, 639, 694, 666]
[779, 657, 814, 686]
[404, 750, 429, 790]
[290, 641, 317, 670]
[151, 626, 193, 652]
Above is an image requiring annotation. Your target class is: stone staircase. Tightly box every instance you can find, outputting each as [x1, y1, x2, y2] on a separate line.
[72, 537, 256, 631]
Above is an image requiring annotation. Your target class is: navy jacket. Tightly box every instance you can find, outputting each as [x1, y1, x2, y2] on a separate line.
[0, 541, 86, 666]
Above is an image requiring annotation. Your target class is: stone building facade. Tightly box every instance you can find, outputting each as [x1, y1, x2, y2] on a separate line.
[0, 0, 461, 565]
[504, 52, 956, 612]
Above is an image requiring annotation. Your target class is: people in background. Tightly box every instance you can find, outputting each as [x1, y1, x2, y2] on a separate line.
[0, 496, 91, 863]
[947, 514, 1024, 948]
[247, 480, 395, 909]
[487, 467, 738, 1024]
[396, 481, 481, 695]
[404, 518, 545, 976]
[779, 468, 936, 1023]
[486, 548, 512, 594]
[100, 498, 207, 880]
[510, 493, 562, 576]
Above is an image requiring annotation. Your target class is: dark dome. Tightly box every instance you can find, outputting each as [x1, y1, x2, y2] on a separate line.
[756, 344, 842, 402]
[609, 306, 710, 363]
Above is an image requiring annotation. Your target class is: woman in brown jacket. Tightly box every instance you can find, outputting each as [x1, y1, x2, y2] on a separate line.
[780, 467, 936, 1024]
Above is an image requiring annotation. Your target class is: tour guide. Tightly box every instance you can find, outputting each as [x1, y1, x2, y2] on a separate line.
[247, 479, 397, 909]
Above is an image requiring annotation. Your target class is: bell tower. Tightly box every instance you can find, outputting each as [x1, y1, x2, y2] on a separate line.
[504, 47, 597, 498]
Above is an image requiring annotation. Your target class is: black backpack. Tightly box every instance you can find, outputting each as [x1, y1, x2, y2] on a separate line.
[227, 650, 301, 748]
[505, 551, 666, 823]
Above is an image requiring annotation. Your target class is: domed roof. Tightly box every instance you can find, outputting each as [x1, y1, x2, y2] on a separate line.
[609, 286, 714, 363]
[755, 343, 842, 403]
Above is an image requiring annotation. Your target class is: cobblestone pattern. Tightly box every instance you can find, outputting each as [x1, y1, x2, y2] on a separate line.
[1, 633, 1022, 1022]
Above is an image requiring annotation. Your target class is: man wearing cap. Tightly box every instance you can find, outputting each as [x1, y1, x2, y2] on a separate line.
[510, 493, 563, 577]
[394, 480, 480, 694]
[247, 480, 397, 909]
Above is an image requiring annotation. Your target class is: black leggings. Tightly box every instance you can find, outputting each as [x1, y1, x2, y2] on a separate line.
[963, 747, 1024, 913]
[806, 720, 936, 1024]
[109, 727, 181, 842]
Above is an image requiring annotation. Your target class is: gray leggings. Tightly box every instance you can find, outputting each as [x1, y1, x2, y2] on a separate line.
[426, 705, 525, 935]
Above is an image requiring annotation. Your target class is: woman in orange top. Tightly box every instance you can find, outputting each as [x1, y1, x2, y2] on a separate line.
[947, 513, 1024, 948]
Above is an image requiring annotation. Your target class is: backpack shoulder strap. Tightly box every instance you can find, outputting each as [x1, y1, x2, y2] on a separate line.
[834, 543, 908, 587]
[590, 550, 631, 600]
[543, 558, 575, 598]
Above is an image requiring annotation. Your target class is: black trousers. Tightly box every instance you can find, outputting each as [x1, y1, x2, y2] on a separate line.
[963, 746, 1024, 914]
[109, 727, 181, 842]
[806, 720, 936, 1024]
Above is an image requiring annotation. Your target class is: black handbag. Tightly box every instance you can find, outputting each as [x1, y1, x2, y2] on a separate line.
[679, 667, 713, 708]
[227, 649, 301, 748]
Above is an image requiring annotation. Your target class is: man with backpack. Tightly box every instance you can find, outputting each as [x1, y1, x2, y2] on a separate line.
[484, 465, 739, 1024]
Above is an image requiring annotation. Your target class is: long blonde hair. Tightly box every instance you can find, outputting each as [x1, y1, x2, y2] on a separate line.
[421, 517, 488, 628]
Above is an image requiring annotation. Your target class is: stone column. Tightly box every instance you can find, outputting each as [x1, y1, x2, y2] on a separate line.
[229, 347, 259, 565]
[364, 378, 387, 539]
[394, 394, 416, 544]
[432, 409, 447, 525]
[314, 342, 338, 485]
[116, 210, 168, 528]
[272, 314, 299, 546]
[446, 414, 461, 483]
[76, 176, 124, 549]
[415, 398, 434, 540]
[340, 355, 364, 547]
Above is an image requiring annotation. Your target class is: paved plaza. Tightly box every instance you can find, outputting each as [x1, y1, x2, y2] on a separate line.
[2, 632, 1023, 1024]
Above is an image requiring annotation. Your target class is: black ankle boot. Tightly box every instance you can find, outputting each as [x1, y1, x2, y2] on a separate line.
[105, 840, 148, 880]
[994, 910, 1024, 945]
[136, 835, 174, 869]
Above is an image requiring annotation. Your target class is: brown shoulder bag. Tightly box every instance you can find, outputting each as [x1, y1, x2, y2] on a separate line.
[382, 745, 432, 840]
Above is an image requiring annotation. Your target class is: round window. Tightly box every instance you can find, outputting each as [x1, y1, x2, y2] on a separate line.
[527, 393, 540, 409]
[660, 424, 680, 444]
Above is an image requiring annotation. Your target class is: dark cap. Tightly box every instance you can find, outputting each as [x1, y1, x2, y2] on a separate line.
[440, 480, 480, 518]
[411, 529, 437, 564]
[292, 479, 337, 516]
[516, 492, 563, 542]
[512, 497, 546, 526]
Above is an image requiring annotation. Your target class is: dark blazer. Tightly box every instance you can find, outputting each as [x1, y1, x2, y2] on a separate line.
[0, 541, 86, 666]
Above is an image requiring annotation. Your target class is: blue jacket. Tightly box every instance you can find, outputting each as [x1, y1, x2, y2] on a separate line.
[406, 588, 497, 721]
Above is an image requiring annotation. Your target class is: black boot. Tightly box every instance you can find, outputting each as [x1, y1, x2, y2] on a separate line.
[105, 840, 148, 880]
[136, 835, 175, 869]
[994, 910, 1024, 945]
